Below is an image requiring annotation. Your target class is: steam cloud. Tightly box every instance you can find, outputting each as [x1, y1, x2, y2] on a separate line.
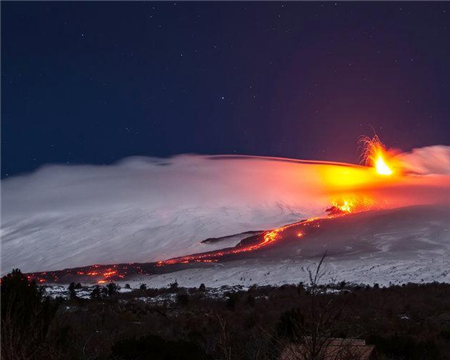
[398, 145, 450, 175]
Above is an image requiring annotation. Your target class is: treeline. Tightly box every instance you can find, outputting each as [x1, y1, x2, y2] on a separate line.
[2, 269, 450, 360]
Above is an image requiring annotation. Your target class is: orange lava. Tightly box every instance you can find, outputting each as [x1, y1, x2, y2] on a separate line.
[331, 195, 377, 214]
[360, 135, 397, 176]
[156, 213, 348, 267]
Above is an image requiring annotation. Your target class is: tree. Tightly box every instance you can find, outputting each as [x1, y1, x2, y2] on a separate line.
[246, 294, 256, 308]
[176, 292, 189, 306]
[1, 269, 60, 360]
[91, 285, 102, 299]
[277, 254, 359, 360]
[68, 282, 77, 299]
[106, 282, 118, 296]
[225, 292, 239, 311]
[169, 281, 179, 292]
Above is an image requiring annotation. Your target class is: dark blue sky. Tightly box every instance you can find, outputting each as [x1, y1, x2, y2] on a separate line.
[3, 2, 450, 178]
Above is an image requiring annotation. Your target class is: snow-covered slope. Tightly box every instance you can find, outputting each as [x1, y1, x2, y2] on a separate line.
[123, 205, 450, 288]
[2, 155, 332, 274]
[1, 204, 302, 274]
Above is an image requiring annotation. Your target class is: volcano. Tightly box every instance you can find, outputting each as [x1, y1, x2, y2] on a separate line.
[2, 142, 450, 287]
[22, 204, 450, 287]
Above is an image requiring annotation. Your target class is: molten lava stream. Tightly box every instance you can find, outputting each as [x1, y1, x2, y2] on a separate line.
[157, 215, 337, 266]
[23, 197, 375, 284]
[157, 189, 384, 267]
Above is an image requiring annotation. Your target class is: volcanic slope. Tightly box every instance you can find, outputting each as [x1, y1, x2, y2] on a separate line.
[125, 205, 450, 288]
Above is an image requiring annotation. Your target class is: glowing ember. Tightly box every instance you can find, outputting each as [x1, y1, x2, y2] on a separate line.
[333, 199, 354, 213]
[360, 135, 394, 176]
[330, 195, 377, 214]
[103, 270, 118, 278]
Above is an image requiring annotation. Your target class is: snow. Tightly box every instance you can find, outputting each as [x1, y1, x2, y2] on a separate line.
[117, 206, 450, 288]
[38, 205, 450, 291]
[1, 155, 337, 274]
[1, 205, 305, 274]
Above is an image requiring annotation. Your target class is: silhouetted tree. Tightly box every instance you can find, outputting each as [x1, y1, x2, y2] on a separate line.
[68, 282, 77, 299]
[106, 282, 118, 296]
[276, 254, 357, 360]
[246, 294, 256, 307]
[225, 292, 239, 311]
[176, 293, 189, 306]
[169, 281, 179, 292]
[1, 269, 60, 360]
[91, 285, 101, 299]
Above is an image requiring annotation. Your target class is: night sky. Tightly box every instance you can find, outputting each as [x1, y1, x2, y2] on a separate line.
[3, 2, 450, 178]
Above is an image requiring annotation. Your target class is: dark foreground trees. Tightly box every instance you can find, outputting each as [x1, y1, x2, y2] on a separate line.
[2, 267, 450, 360]
[1, 269, 67, 360]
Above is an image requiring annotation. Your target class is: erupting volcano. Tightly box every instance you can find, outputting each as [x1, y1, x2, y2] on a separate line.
[17, 135, 435, 287]
[360, 135, 397, 176]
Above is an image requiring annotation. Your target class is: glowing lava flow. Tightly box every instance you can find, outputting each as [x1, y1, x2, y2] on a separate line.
[330, 195, 377, 214]
[21, 196, 378, 285]
[155, 211, 355, 267]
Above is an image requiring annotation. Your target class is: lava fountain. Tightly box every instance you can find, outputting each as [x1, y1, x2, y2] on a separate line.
[359, 135, 397, 176]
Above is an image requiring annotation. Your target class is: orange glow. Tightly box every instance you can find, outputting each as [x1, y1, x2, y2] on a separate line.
[333, 199, 354, 213]
[318, 164, 377, 191]
[155, 213, 355, 267]
[331, 195, 377, 214]
[103, 270, 118, 278]
[360, 135, 395, 176]
[375, 156, 393, 176]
